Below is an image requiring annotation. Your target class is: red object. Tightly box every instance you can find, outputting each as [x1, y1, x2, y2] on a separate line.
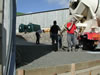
[84, 32, 100, 40]
[67, 22, 76, 34]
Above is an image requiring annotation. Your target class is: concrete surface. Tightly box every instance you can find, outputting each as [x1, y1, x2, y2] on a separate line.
[16, 32, 100, 70]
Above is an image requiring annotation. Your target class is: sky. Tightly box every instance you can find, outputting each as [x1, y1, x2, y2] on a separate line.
[17, 0, 69, 13]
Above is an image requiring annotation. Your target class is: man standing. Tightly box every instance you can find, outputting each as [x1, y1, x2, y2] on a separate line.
[50, 20, 61, 50]
[67, 18, 77, 51]
[35, 30, 44, 44]
[61, 18, 77, 52]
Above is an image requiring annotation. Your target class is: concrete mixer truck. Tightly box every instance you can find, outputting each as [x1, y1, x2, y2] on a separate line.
[68, 0, 100, 50]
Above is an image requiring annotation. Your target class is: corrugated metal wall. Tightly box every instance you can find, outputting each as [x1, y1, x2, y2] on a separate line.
[16, 8, 69, 33]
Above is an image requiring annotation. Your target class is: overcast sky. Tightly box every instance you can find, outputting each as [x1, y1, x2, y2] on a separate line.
[17, 0, 69, 13]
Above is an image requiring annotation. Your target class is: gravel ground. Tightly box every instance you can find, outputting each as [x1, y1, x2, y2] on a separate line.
[16, 32, 68, 46]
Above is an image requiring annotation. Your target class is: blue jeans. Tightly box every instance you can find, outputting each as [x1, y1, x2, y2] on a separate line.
[67, 33, 76, 48]
[58, 35, 62, 48]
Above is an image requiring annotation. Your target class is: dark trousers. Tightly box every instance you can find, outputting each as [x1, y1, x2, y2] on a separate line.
[36, 37, 40, 44]
[36, 32, 40, 44]
[51, 34, 62, 51]
[51, 34, 58, 51]
[51, 34, 58, 45]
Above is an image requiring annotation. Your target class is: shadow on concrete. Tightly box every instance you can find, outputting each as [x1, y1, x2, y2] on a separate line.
[16, 35, 56, 68]
[82, 43, 100, 52]
[82, 47, 100, 52]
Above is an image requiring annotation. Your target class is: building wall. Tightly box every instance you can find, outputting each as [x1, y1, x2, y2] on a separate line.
[16, 8, 69, 33]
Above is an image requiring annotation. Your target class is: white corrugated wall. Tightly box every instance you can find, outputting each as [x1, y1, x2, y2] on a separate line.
[16, 9, 69, 33]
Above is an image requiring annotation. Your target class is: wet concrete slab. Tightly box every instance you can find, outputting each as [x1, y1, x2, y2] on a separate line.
[16, 32, 100, 70]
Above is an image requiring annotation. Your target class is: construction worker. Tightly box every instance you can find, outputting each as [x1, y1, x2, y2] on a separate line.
[35, 30, 44, 44]
[90, 26, 97, 33]
[50, 20, 61, 51]
[61, 18, 77, 52]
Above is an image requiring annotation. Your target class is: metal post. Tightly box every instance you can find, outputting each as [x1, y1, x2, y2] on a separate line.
[2, 0, 16, 75]
[0, 0, 3, 74]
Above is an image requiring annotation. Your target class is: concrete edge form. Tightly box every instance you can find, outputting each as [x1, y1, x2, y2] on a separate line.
[16, 60, 100, 75]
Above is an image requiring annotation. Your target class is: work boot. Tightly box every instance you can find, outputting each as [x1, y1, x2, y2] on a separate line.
[72, 47, 75, 51]
[68, 47, 71, 52]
